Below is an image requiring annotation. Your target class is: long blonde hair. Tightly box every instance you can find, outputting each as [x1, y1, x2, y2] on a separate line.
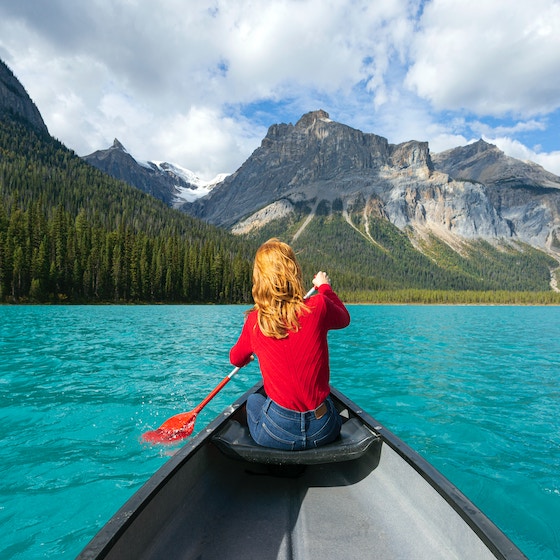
[251, 238, 308, 339]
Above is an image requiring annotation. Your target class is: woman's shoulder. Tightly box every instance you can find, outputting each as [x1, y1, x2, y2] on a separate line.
[245, 308, 258, 321]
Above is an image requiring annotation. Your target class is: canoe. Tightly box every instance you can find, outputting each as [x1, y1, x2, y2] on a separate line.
[77, 382, 527, 560]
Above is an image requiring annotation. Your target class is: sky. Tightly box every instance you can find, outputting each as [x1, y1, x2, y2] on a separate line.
[1, 0, 559, 180]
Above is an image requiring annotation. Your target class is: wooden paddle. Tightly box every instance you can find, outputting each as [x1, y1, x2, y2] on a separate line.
[142, 287, 317, 445]
[142, 366, 242, 444]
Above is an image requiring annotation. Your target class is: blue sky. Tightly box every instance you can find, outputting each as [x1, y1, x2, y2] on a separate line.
[1, 0, 559, 180]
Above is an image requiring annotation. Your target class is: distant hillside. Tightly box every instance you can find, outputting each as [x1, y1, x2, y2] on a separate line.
[0, 119, 253, 303]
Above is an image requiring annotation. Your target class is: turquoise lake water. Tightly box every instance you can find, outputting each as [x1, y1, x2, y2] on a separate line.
[0, 304, 559, 559]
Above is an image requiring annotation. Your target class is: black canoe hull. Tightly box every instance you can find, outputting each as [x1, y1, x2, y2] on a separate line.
[78, 383, 527, 560]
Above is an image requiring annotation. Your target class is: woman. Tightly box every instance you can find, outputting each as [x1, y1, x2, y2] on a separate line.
[230, 238, 350, 450]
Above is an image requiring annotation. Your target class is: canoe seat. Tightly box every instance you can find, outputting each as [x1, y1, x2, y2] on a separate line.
[212, 417, 379, 465]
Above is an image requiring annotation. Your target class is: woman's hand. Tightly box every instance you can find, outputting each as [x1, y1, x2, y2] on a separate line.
[313, 271, 331, 289]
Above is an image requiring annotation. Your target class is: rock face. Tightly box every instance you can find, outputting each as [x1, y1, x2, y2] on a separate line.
[0, 59, 48, 134]
[433, 140, 560, 248]
[183, 110, 560, 253]
[432, 139, 560, 189]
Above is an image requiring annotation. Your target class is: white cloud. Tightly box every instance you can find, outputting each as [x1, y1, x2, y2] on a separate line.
[489, 137, 560, 176]
[469, 119, 547, 138]
[149, 107, 265, 179]
[532, 152, 560, 177]
[406, 0, 560, 116]
[0, 0, 559, 179]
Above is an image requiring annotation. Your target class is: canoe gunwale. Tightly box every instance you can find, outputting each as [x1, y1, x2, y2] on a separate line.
[330, 387, 527, 560]
[77, 382, 527, 560]
[76, 392, 247, 560]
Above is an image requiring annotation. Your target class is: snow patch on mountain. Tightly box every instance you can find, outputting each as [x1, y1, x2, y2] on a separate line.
[84, 138, 228, 207]
[142, 160, 228, 205]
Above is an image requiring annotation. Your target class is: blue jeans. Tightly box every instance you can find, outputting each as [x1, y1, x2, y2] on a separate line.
[246, 393, 342, 450]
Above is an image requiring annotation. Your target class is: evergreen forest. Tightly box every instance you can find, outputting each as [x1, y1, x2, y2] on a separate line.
[0, 118, 254, 303]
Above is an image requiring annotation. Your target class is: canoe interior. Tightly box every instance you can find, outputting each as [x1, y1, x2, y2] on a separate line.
[78, 384, 527, 560]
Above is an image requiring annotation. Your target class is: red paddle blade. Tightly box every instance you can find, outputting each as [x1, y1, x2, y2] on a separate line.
[142, 411, 197, 444]
[141, 366, 241, 445]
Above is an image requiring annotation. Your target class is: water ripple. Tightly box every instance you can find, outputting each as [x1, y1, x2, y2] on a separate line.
[1, 304, 559, 559]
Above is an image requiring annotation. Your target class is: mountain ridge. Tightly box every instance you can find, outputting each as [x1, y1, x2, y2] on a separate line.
[83, 139, 226, 207]
[79, 108, 560, 292]
[432, 139, 560, 189]
[180, 110, 560, 259]
[78, 109, 560, 259]
[0, 59, 48, 134]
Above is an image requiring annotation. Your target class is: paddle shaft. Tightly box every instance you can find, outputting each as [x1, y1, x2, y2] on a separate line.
[192, 366, 240, 414]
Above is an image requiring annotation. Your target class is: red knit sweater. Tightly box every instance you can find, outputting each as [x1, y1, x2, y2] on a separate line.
[229, 284, 350, 411]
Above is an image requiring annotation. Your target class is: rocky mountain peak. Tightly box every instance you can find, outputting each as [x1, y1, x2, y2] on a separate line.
[0, 59, 48, 134]
[295, 109, 331, 128]
[463, 138, 499, 156]
[83, 140, 219, 207]
[433, 139, 560, 189]
[184, 111, 438, 227]
[112, 138, 126, 151]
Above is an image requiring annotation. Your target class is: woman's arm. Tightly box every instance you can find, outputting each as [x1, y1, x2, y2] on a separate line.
[230, 314, 255, 367]
[313, 271, 350, 329]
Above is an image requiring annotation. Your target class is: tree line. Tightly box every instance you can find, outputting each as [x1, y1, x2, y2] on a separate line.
[340, 289, 560, 305]
[0, 119, 254, 303]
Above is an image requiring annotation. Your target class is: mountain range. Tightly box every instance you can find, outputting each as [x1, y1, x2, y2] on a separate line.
[87, 107, 560, 291]
[2, 56, 560, 297]
[182, 110, 560, 255]
[86, 108, 560, 257]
